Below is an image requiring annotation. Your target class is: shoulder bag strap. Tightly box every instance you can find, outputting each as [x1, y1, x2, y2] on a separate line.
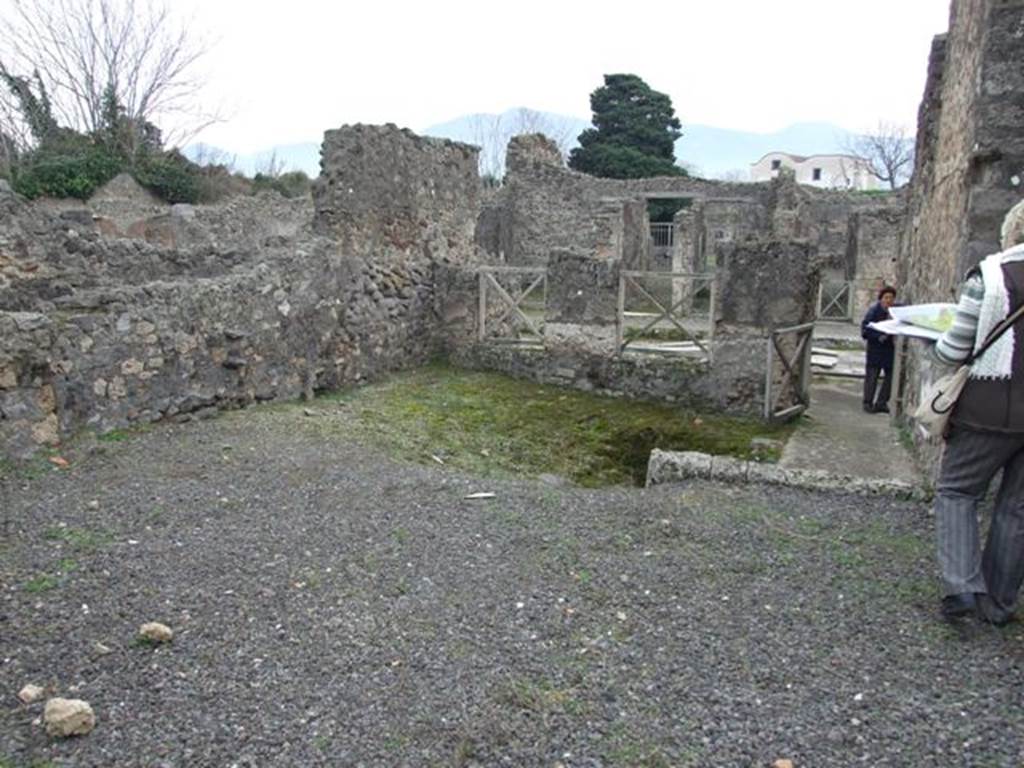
[966, 300, 1024, 366]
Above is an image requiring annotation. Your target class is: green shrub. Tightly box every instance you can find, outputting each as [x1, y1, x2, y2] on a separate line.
[132, 149, 201, 204]
[11, 141, 124, 199]
[252, 169, 311, 199]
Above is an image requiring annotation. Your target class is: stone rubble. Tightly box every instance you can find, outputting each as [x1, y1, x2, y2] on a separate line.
[138, 622, 174, 643]
[43, 697, 96, 737]
[17, 683, 45, 704]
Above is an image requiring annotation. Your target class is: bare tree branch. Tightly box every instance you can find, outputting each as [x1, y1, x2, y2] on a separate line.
[842, 121, 914, 189]
[469, 108, 579, 182]
[0, 0, 218, 149]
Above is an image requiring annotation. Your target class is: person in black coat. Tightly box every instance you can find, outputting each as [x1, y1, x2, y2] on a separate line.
[860, 286, 896, 413]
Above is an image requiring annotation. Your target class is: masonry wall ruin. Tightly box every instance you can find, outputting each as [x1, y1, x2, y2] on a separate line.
[481, 135, 904, 318]
[0, 125, 482, 458]
[897, 0, 1024, 460]
[1, 118, 909, 461]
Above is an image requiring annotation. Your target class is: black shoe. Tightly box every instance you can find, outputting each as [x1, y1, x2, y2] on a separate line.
[863, 404, 874, 413]
[976, 594, 1014, 626]
[941, 592, 977, 619]
[874, 405, 891, 414]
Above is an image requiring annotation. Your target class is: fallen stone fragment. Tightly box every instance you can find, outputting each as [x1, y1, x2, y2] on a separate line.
[18, 683, 45, 704]
[138, 622, 174, 643]
[44, 697, 96, 736]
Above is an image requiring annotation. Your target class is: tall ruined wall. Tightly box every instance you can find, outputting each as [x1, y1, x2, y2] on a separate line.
[900, 1, 1024, 304]
[2, 125, 484, 459]
[313, 124, 480, 263]
[898, 1, 1024, 429]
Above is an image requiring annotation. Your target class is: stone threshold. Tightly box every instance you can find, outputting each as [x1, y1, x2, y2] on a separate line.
[645, 449, 928, 501]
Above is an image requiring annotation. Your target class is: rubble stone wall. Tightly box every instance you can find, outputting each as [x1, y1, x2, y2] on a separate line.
[850, 207, 904, 311]
[483, 138, 904, 311]
[897, 1, 1024, 471]
[313, 124, 480, 264]
[1, 125, 482, 459]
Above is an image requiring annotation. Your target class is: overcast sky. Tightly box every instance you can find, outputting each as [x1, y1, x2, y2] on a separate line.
[6, 0, 955, 153]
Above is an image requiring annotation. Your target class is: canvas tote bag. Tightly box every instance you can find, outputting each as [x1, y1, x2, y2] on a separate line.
[914, 302, 1024, 438]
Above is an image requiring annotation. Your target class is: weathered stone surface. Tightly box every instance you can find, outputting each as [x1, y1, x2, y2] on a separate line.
[716, 240, 819, 328]
[1, 191, 451, 459]
[546, 250, 618, 323]
[646, 448, 925, 499]
[897, 1, 1024, 472]
[18, 683, 45, 704]
[44, 697, 96, 736]
[312, 123, 480, 263]
[138, 622, 174, 643]
[505, 133, 563, 175]
[480, 137, 904, 290]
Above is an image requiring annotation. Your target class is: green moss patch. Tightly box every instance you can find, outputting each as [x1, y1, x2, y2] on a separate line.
[316, 365, 793, 487]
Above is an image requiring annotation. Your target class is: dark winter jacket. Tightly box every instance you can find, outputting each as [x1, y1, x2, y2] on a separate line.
[861, 301, 895, 368]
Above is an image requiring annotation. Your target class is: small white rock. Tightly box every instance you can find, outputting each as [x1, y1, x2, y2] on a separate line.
[18, 684, 45, 704]
[138, 622, 173, 643]
[44, 697, 96, 736]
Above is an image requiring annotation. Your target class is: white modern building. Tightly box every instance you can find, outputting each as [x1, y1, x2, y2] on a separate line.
[749, 151, 880, 190]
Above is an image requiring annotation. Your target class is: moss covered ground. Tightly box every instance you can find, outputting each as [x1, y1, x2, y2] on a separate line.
[314, 364, 793, 487]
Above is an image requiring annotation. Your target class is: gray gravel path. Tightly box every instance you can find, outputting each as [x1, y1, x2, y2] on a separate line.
[1, 401, 1022, 767]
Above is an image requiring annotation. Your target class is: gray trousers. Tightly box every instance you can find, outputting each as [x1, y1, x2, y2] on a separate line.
[935, 426, 1024, 618]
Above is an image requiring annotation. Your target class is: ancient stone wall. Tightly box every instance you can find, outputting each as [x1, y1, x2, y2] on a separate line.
[313, 124, 480, 263]
[449, 343, 732, 413]
[897, 0, 1024, 465]
[482, 135, 766, 267]
[1, 243, 446, 458]
[715, 240, 820, 417]
[483, 140, 904, 311]
[715, 240, 819, 329]
[1, 126, 482, 459]
[849, 207, 903, 311]
[700, 199, 767, 269]
[544, 250, 621, 353]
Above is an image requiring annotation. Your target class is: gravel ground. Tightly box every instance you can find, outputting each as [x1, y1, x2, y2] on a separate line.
[1, 401, 1023, 767]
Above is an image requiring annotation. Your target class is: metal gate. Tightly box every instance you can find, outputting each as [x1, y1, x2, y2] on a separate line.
[649, 223, 674, 266]
[765, 321, 814, 420]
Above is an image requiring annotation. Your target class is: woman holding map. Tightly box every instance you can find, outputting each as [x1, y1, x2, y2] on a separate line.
[931, 199, 1024, 623]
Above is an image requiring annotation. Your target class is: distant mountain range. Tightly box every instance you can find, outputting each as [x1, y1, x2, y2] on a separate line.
[185, 110, 857, 181]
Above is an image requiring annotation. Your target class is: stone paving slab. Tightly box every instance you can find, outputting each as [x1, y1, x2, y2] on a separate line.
[779, 377, 922, 488]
